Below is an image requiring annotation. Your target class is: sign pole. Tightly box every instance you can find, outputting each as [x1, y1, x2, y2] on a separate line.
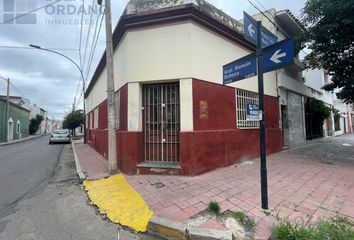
[256, 21, 268, 209]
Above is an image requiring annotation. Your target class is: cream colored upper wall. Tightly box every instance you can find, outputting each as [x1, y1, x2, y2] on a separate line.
[114, 23, 193, 89]
[190, 23, 277, 96]
[86, 21, 278, 112]
[86, 68, 107, 113]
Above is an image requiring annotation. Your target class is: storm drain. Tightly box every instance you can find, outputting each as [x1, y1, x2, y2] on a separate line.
[151, 182, 165, 189]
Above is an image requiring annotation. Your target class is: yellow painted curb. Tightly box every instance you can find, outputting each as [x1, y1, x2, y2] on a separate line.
[83, 174, 153, 232]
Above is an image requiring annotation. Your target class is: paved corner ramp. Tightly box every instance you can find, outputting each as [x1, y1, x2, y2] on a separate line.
[83, 174, 153, 232]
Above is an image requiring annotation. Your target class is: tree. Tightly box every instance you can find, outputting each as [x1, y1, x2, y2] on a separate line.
[300, 0, 354, 103]
[62, 110, 84, 136]
[308, 99, 332, 124]
[29, 114, 44, 135]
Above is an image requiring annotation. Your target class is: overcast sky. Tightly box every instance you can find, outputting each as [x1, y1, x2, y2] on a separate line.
[0, 0, 305, 119]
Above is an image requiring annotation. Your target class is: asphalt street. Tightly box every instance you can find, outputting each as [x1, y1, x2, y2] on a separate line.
[0, 137, 163, 240]
[0, 136, 62, 216]
[286, 133, 354, 165]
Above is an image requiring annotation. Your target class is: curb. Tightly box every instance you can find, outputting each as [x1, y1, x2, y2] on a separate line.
[71, 141, 87, 182]
[0, 134, 44, 146]
[147, 216, 233, 240]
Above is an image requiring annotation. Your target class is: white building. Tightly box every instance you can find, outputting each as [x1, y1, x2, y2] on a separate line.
[29, 104, 47, 134]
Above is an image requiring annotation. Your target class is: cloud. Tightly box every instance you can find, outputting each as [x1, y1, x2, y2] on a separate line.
[0, 0, 305, 119]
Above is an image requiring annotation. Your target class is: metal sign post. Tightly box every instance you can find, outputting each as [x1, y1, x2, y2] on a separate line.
[223, 11, 296, 210]
[256, 21, 268, 210]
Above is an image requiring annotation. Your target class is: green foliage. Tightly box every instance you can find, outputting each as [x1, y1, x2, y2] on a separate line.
[333, 108, 341, 122]
[207, 201, 220, 214]
[300, 0, 354, 103]
[62, 110, 84, 135]
[271, 216, 354, 240]
[233, 211, 256, 230]
[308, 99, 332, 124]
[29, 114, 44, 135]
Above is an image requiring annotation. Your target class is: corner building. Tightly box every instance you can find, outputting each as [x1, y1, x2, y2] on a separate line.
[84, 0, 283, 175]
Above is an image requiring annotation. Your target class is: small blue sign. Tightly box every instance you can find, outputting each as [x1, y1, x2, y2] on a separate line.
[223, 53, 257, 84]
[263, 38, 294, 73]
[243, 12, 277, 48]
[246, 103, 259, 121]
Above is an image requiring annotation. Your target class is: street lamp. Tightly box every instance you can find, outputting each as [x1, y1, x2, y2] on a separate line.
[29, 44, 87, 144]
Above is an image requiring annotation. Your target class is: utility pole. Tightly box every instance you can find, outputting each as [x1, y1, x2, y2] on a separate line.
[5, 78, 10, 142]
[100, 0, 117, 174]
[72, 97, 76, 112]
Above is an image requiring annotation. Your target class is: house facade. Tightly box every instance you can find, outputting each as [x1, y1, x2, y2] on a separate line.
[29, 104, 47, 134]
[0, 97, 30, 142]
[84, 0, 290, 175]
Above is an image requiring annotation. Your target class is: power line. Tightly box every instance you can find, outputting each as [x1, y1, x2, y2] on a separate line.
[79, 0, 85, 69]
[253, 0, 267, 12]
[246, 0, 309, 57]
[247, 0, 279, 31]
[76, 0, 86, 106]
[8, 81, 31, 103]
[0, 0, 62, 25]
[85, 12, 105, 84]
[0, 46, 79, 51]
[76, 11, 104, 110]
[82, 0, 96, 73]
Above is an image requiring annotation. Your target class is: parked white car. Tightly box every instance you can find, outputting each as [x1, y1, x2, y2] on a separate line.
[49, 129, 71, 144]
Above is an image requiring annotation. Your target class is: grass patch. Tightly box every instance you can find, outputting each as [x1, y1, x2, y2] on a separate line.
[232, 211, 256, 230]
[208, 201, 220, 214]
[271, 215, 354, 240]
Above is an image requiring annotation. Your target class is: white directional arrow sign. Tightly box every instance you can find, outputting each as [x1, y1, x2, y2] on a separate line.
[263, 38, 294, 73]
[270, 49, 287, 63]
[248, 24, 255, 37]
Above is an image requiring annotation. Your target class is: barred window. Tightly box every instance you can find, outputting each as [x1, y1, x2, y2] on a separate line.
[236, 89, 259, 129]
[114, 91, 120, 130]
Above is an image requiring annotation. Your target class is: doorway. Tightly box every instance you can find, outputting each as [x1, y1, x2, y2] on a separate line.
[8, 118, 14, 141]
[142, 83, 180, 164]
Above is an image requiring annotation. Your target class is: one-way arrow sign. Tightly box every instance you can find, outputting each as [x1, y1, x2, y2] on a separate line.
[223, 38, 294, 84]
[263, 38, 294, 73]
[270, 49, 286, 63]
[244, 12, 278, 48]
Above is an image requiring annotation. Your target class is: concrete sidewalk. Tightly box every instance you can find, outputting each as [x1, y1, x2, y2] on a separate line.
[72, 140, 109, 180]
[0, 134, 44, 146]
[73, 140, 354, 239]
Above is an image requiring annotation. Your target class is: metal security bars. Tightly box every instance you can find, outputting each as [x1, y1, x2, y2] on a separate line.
[143, 84, 180, 163]
[236, 88, 260, 128]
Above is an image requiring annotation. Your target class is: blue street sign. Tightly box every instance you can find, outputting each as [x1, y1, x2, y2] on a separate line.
[223, 53, 257, 84]
[243, 12, 277, 48]
[263, 38, 294, 73]
[223, 38, 294, 84]
[246, 103, 259, 121]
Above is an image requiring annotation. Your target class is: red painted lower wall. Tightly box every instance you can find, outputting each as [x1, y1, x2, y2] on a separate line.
[85, 79, 282, 176]
[180, 128, 282, 176]
[179, 79, 282, 176]
[116, 131, 143, 174]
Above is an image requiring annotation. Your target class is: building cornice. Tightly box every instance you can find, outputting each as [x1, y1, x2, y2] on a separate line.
[85, 3, 255, 98]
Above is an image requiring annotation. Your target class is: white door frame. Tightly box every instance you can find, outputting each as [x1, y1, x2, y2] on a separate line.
[8, 117, 14, 141]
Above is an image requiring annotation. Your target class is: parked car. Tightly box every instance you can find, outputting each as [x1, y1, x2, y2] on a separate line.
[49, 129, 71, 144]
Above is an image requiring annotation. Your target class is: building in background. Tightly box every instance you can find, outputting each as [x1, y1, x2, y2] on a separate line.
[0, 95, 31, 111]
[302, 69, 335, 139]
[29, 104, 47, 134]
[252, 9, 306, 148]
[333, 100, 353, 135]
[0, 97, 30, 142]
